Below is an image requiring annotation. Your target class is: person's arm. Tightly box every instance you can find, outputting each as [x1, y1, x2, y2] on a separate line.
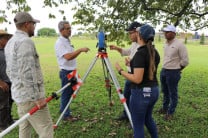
[115, 62, 144, 84]
[63, 47, 90, 60]
[0, 80, 9, 92]
[179, 43, 189, 71]
[18, 38, 45, 100]
[109, 45, 122, 54]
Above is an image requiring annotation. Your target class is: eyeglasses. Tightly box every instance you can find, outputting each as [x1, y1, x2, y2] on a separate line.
[64, 27, 71, 30]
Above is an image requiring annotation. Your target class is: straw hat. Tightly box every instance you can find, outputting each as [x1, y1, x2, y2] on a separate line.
[0, 30, 12, 37]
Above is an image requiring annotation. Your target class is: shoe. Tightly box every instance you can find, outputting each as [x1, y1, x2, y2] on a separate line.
[158, 108, 167, 114]
[164, 114, 173, 121]
[63, 115, 78, 122]
[0, 126, 7, 132]
[115, 114, 128, 121]
[8, 119, 15, 125]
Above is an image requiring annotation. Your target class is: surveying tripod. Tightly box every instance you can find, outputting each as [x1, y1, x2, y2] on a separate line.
[54, 30, 133, 129]
[54, 48, 133, 129]
[80, 48, 133, 128]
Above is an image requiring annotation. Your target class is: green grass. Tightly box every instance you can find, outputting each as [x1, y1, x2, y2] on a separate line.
[3, 37, 208, 138]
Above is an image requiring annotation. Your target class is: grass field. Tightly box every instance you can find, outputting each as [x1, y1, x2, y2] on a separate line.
[3, 36, 208, 138]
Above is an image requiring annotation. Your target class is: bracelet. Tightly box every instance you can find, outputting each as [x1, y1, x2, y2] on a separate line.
[118, 69, 123, 75]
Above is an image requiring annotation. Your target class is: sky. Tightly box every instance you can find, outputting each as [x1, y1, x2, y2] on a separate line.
[1, 0, 207, 36]
[0, 0, 77, 35]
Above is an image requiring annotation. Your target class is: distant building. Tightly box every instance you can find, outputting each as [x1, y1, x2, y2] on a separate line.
[194, 32, 200, 39]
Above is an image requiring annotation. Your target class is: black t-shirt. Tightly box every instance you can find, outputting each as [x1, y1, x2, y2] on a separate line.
[130, 45, 160, 88]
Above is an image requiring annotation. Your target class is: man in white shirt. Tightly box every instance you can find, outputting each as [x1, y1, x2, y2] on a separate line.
[55, 21, 89, 122]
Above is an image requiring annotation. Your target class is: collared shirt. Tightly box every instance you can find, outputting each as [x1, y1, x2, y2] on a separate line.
[121, 42, 140, 72]
[54, 36, 76, 70]
[0, 48, 10, 83]
[5, 30, 45, 103]
[163, 38, 189, 69]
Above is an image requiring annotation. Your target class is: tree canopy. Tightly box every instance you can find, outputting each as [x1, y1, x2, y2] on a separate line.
[37, 28, 57, 36]
[1, 0, 208, 42]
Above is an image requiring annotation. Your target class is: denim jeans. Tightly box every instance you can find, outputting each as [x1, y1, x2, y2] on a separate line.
[59, 70, 74, 118]
[122, 79, 131, 116]
[130, 86, 159, 138]
[160, 69, 181, 114]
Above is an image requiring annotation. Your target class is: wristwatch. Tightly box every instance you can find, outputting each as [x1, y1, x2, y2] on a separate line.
[118, 69, 123, 75]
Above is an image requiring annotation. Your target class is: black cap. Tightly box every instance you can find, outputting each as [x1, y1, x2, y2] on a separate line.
[125, 21, 142, 31]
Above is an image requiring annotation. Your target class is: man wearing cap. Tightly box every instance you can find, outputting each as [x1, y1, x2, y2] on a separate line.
[109, 21, 142, 121]
[5, 12, 54, 137]
[0, 30, 14, 131]
[159, 25, 189, 120]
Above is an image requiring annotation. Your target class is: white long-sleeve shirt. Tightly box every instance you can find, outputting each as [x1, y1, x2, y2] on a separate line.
[5, 30, 45, 103]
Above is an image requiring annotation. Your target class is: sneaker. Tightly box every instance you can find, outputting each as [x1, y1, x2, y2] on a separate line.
[63, 115, 78, 122]
[158, 108, 167, 114]
[115, 114, 128, 121]
[164, 114, 173, 121]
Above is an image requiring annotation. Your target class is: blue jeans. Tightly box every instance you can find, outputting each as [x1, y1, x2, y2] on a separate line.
[130, 86, 159, 138]
[59, 70, 74, 118]
[160, 69, 181, 114]
[123, 79, 131, 116]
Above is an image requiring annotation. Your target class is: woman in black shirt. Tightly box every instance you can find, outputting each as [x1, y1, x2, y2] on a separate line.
[115, 24, 160, 138]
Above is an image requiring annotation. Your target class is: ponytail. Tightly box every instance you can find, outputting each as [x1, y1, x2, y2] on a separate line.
[146, 40, 156, 80]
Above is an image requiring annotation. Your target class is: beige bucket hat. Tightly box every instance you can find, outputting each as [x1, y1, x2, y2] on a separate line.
[0, 30, 12, 37]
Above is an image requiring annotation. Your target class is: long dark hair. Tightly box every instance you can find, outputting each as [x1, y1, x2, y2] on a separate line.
[137, 24, 156, 80]
[146, 39, 155, 80]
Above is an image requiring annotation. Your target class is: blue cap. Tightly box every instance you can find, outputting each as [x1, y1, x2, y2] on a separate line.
[137, 24, 155, 41]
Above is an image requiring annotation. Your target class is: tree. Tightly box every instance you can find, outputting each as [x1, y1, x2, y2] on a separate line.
[200, 33, 205, 45]
[72, 0, 208, 41]
[1, 0, 208, 43]
[37, 28, 57, 37]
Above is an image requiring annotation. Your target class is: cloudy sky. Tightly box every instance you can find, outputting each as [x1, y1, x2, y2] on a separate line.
[1, 0, 207, 35]
[1, 0, 77, 35]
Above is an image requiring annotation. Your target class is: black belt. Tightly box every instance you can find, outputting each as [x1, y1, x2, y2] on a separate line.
[162, 68, 180, 71]
[60, 69, 73, 72]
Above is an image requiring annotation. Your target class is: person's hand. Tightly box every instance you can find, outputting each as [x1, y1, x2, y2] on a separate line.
[34, 98, 46, 109]
[81, 47, 90, 53]
[0, 80, 9, 92]
[125, 57, 130, 67]
[109, 45, 118, 50]
[115, 62, 122, 71]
